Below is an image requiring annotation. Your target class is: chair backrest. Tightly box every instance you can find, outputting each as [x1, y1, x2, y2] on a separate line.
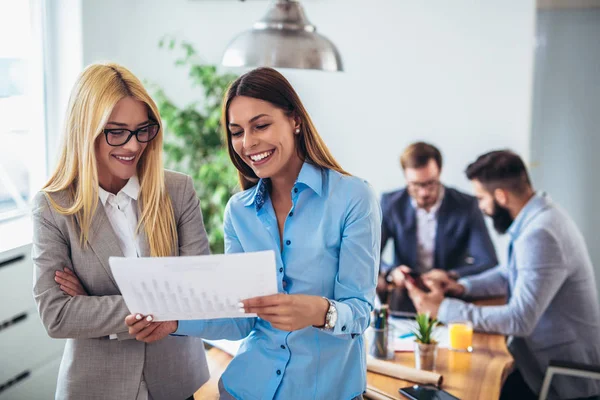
[538, 360, 600, 400]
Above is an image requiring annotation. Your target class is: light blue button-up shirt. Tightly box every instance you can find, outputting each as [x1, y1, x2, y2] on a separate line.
[175, 162, 381, 400]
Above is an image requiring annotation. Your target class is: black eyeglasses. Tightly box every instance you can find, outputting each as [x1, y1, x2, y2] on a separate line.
[407, 179, 440, 192]
[103, 123, 160, 147]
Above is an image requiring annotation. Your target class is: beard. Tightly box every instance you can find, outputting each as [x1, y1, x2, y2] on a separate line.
[489, 201, 514, 234]
[414, 187, 441, 210]
[416, 196, 435, 209]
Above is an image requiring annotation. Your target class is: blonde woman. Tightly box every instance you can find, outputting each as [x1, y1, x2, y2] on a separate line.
[127, 67, 382, 400]
[32, 62, 209, 400]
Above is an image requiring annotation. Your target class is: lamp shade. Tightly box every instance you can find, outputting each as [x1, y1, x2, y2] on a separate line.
[222, 0, 343, 72]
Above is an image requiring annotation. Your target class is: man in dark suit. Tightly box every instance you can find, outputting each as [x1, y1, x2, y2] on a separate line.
[378, 142, 497, 311]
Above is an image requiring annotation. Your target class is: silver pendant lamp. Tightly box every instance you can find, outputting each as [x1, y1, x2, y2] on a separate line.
[222, 0, 343, 72]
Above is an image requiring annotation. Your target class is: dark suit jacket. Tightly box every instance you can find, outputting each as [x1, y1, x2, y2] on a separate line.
[380, 186, 497, 278]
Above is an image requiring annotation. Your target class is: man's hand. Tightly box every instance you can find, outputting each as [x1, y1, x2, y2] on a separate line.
[422, 269, 466, 297]
[241, 294, 329, 332]
[422, 269, 452, 287]
[377, 274, 389, 293]
[405, 279, 445, 319]
[443, 279, 466, 297]
[125, 314, 178, 343]
[377, 265, 410, 295]
[390, 265, 410, 288]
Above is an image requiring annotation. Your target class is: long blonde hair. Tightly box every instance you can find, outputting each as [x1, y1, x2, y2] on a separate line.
[43, 62, 177, 257]
[222, 67, 349, 190]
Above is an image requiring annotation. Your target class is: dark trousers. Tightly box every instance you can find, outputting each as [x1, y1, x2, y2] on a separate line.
[500, 369, 537, 400]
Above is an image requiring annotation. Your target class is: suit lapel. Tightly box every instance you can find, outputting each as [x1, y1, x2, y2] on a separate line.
[401, 199, 418, 268]
[434, 191, 450, 269]
[434, 218, 446, 270]
[87, 203, 124, 287]
[138, 225, 151, 257]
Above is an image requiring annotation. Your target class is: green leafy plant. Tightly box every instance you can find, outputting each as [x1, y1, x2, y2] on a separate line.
[151, 37, 239, 253]
[413, 313, 438, 345]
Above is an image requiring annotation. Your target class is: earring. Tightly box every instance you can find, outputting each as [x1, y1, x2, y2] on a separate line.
[295, 128, 300, 134]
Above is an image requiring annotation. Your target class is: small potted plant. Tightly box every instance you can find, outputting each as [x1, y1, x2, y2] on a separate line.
[413, 313, 438, 371]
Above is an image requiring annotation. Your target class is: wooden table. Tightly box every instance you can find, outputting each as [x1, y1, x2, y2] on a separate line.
[195, 298, 513, 400]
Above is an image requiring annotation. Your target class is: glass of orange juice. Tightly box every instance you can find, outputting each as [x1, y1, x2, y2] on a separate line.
[448, 321, 473, 352]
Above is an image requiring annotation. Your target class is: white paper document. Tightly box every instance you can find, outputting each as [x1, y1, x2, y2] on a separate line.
[109, 250, 278, 321]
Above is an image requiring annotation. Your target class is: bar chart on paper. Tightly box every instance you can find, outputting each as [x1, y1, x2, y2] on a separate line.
[109, 250, 278, 321]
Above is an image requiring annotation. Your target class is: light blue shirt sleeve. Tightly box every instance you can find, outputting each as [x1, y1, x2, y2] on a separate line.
[439, 229, 568, 336]
[175, 317, 256, 340]
[457, 263, 509, 298]
[326, 182, 382, 337]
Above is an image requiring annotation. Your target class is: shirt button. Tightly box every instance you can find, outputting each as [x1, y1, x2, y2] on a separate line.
[281, 345, 286, 350]
[342, 326, 347, 332]
[289, 211, 294, 217]
[276, 369, 282, 375]
[285, 240, 291, 246]
[294, 188, 298, 193]
[279, 267, 283, 273]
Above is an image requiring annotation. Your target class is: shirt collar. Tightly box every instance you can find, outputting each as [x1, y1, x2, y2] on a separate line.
[295, 162, 324, 197]
[98, 175, 140, 206]
[410, 185, 445, 215]
[507, 192, 549, 239]
[243, 162, 324, 211]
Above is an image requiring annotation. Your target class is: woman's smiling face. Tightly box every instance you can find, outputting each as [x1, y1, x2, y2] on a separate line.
[228, 95, 301, 181]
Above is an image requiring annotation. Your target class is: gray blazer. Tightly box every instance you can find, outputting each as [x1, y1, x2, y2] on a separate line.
[438, 193, 600, 400]
[32, 170, 210, 400]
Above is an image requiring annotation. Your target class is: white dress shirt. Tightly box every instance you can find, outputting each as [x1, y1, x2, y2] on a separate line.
[98, 177, 142, 341]
[98, 176, 142, 258]
[411, 187, 445, 273]
[98, 177, 151, 399]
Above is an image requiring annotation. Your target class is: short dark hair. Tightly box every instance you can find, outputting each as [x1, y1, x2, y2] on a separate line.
[465, 150, 532, 193]
[400, 142, 442, 170]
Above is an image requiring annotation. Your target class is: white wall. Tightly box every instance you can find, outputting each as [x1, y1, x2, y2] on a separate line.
[530, 9, 600, 298]
[81, 0, 536, 259]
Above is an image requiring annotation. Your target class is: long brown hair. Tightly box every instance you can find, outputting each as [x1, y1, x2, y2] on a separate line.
[221, 67, 349, 190]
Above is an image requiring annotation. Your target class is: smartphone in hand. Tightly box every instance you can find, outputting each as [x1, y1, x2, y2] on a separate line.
[401, 270, 430, 292]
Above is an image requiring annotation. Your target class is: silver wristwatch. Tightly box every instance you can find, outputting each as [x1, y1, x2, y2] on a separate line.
[323, 298, 338, 330]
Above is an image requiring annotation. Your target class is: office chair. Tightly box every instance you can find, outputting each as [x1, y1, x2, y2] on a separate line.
[539, 360, 600, 400]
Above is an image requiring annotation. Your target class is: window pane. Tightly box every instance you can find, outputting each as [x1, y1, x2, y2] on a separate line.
[0, 1, 46, 219]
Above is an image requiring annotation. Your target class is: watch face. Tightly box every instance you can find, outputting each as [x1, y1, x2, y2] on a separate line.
[329, 308, 338, 328]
